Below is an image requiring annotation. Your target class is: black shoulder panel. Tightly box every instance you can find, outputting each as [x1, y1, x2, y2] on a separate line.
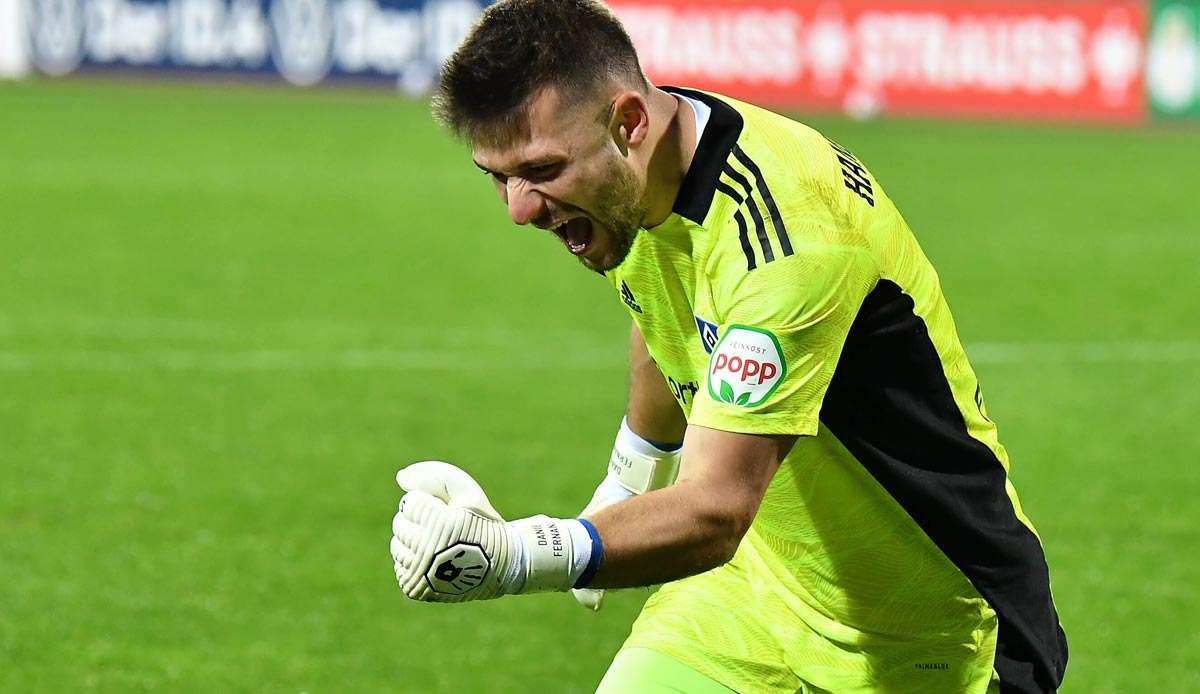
[820, 280, 1069, 693]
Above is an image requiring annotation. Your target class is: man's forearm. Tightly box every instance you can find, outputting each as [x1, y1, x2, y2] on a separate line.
[582, 479, 751, 588]
[581, 427, 791, 589]
[626, 322, 686, 445]
[587, 330, 786, 590]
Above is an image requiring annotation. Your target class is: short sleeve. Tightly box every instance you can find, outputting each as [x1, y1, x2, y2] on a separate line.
[689, 236, 877, 437]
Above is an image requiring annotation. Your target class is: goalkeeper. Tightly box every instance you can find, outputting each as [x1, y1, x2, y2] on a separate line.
[391, 1, 1068, 692]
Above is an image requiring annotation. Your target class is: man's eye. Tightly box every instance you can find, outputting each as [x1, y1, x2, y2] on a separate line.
[489, 172, 508, 184]
[525, 164, 560, 181]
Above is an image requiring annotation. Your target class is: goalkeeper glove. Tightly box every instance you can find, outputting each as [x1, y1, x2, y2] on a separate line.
[391, 461, 603, 603]
[571, 418, 681, 611]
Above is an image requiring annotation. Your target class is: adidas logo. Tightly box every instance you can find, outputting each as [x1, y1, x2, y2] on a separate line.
[620, 281, 643, 314]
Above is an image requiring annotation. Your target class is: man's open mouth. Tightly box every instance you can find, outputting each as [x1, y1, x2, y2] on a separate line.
[552, 217, 594, 256]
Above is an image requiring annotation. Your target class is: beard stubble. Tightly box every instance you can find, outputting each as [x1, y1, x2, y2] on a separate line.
[583, 158, 647, 274]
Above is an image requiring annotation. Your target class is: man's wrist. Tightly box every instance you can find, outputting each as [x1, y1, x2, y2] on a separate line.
[620, 417, 683, 454]
[608, 417, 683, 494]
[573, 518, 604, 589]
[505, 516, 599, 593]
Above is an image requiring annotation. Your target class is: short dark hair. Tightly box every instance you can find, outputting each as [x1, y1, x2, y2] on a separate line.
[433, 0, 648, 143]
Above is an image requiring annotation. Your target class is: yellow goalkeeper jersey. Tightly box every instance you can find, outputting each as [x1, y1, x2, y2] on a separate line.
[605, 88, 1067, 693]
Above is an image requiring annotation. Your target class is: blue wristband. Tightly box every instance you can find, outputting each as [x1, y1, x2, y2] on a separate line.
[573, 518, 604, 589]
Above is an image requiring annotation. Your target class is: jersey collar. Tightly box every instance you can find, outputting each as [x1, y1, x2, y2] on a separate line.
[662, 87, 745, 225]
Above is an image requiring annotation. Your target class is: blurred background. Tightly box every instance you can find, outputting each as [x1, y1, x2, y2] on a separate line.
[1, 0, 1198, 692]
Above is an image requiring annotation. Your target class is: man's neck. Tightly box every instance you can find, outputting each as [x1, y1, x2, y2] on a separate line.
[640, 87, 698, 228]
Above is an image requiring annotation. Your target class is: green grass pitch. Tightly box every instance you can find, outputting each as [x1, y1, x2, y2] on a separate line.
[0, 79, 1197, 692]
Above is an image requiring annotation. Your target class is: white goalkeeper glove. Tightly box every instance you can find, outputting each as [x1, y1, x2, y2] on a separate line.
[391, 461, 603, 603]
[571, 418, 681, 611]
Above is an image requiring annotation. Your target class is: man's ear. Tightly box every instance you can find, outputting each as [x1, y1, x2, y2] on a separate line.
[609, 91, 650, 156]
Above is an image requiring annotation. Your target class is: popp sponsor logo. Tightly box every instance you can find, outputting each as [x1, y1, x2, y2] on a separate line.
[706, 325, 785, 408]
[712, 351, 777, 386]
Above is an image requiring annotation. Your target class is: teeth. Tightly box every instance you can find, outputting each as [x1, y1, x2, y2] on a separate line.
[551, 218, 575, 235]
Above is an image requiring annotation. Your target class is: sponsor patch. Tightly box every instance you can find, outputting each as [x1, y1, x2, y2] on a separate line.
[706, 325, 786, 407]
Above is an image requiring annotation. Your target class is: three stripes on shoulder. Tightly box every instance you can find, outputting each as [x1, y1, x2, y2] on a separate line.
[714, 145, 793, 272]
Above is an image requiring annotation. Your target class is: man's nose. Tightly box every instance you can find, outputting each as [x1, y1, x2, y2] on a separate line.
[505, 178, 546, 226]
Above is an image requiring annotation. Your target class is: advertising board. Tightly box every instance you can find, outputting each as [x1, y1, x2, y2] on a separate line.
[21, 0, 483, 89]
[612, 0, 1148, 123]
[0, 0, 30, 77]
[12, 0, 1187, 125]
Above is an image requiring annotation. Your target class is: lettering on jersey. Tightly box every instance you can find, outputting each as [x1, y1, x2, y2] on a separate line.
[828, 139, 875, 207]
[668, 376, 699, 406]
[914, 662, 950, 672]
[620, 280, 643, 314]
[707, 325, 786, 408]
[695, 316, 719, 354]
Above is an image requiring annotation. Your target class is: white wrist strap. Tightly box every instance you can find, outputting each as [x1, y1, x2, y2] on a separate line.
[608, 417, 682, 494]
[506, 516, 594, 593]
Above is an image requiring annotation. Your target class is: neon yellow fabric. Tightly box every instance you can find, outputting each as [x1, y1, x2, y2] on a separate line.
[621, 529, 998, 692]
[604, 91, 1041, 692]
[596, 647, 737, 694]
